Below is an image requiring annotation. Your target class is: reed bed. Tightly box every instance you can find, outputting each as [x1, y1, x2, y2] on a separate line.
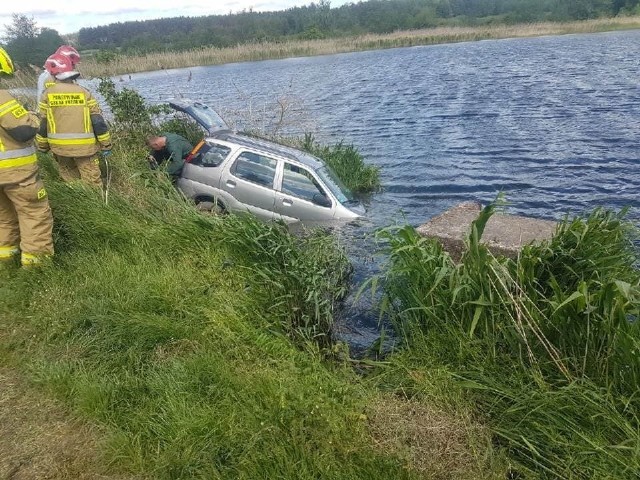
[6, 16, 638, 85]
[371, 201, 640, 478]
[77, 16, 640, 77]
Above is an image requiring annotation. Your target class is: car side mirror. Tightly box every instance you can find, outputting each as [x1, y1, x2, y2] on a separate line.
[312, 193, 332, 208]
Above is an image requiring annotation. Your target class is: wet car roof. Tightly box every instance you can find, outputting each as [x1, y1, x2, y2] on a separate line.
[167, 98, 326, 171]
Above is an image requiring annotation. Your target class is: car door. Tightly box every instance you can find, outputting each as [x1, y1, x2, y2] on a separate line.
[274, 161, 334, 222]
[220, 149, 278, 220]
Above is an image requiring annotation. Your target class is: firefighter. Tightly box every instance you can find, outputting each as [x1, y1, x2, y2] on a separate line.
[36, 53, 111, 187]
[0, 48, 54, 267]
[36, 45, 80, 102]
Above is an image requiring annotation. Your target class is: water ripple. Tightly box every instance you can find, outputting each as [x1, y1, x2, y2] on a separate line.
[128, 30, 640, 347]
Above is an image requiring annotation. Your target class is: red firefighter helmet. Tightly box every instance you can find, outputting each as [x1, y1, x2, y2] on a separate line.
[44, 53, 78, 80]
[55, 45, 80, 65]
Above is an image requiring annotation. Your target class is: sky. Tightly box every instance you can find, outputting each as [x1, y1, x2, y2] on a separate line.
[1, 0, 350, 37]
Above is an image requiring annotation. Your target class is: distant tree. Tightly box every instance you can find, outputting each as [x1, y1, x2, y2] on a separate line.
[32, 28, 65, 66]
[315, 0, 334, 32]
[2, 13, 39, 43]
[299, 25, 326, 39]
[2, 14, 38, 68]
[95, 49, 119, 64]
[1, 14, 64, 69]
[612, 0, 639, 13]
[554, 0, 613, 19]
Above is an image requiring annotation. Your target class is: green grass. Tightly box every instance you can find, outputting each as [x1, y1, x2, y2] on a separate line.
[4, 127, 635, 478]
[0, 143, 499, 479]
[299, 133, 381, 195]
[370, 200, 640, 479]
[0, 162, 380, 478]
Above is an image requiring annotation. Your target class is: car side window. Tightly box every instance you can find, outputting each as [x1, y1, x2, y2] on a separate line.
[281, 162, 330, 206]
[231, 151, 277, 188]
[191, 144, 231, 167]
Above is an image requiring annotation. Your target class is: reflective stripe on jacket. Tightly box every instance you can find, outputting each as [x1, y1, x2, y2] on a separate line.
[37, 81, 112, 157]
[0, 90, 39, 175]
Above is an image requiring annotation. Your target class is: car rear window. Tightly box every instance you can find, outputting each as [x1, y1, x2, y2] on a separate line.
[192, 143, 231, 167]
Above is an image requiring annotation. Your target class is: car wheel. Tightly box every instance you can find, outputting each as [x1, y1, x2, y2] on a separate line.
[196, 199, 226, 215]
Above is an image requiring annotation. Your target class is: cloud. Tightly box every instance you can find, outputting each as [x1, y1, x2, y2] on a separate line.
[84, 8, 151, 17]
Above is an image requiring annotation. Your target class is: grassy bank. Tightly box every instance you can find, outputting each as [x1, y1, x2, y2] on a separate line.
[73, 16, 640, 77]
[0, 128, 503, 478]
[2, 133, 638, 478]
[3, 81, 639, 477]
[371, 202, 640, 478]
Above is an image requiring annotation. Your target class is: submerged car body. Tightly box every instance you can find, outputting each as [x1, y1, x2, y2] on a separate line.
[169, 99, 365, 223]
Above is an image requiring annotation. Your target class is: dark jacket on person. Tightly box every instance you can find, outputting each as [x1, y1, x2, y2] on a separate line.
[150, 133, 193, 178]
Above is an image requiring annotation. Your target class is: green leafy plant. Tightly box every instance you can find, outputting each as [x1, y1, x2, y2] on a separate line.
[157, 116, 205, 146]
[94, 49, 119, 64]
[300, 133, 381, 194]
[372, 198, 640, 478]
[97, 78, 170, 138]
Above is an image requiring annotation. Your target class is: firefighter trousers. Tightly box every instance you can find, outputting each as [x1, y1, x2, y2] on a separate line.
[0, 171, 54, 263]
[54, 154, 102, 187]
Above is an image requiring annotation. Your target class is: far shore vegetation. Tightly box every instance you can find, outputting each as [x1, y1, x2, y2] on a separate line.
[3, 0, 640, 80]
[79, 16, 640, 77]
[2, 15, 640, 85]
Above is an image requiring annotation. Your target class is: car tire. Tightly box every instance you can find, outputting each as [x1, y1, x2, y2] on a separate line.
[196, 200, 226, 215]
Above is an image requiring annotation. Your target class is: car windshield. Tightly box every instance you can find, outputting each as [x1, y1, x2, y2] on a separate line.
[315, 165, 354, 204]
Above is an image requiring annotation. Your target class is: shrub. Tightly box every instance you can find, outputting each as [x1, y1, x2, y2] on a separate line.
[300, 133, 381, 194]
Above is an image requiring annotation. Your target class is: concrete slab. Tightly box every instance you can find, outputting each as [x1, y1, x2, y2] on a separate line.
[416, 201, 558, 261]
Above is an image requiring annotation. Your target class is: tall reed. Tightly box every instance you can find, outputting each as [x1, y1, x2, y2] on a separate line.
[373, 200, 640, 478]
[299, 133, 381, 194]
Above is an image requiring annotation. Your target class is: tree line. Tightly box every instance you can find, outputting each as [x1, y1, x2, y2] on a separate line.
[1, 14, 65, 69]
[2, 0, 639, 68]
[77, 0, 640, 54]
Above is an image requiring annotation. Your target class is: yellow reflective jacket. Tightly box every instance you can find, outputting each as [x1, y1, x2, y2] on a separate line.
[36, 81, 112, 157]
[0, 89, 40, 185]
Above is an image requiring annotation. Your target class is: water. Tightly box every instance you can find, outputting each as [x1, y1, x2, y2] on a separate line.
[123, 29, 640, 350]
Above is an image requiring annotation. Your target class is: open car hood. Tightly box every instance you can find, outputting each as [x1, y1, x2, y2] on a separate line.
[168, 99, 230, 135]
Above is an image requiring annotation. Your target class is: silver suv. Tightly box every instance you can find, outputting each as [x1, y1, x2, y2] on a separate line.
[170, 100, 365, 224]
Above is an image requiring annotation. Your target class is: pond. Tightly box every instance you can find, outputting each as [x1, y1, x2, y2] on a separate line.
[123, 29, 640, 350]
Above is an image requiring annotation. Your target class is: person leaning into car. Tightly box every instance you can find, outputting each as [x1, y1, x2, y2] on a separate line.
[146, 133, 193, 182]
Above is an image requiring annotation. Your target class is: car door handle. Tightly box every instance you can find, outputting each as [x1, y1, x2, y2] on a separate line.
[282, 198, 293, 207]
[226, 180, 236, 188]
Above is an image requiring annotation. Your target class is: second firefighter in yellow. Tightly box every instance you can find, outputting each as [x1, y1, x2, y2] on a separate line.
[36, 53, 111, 187]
